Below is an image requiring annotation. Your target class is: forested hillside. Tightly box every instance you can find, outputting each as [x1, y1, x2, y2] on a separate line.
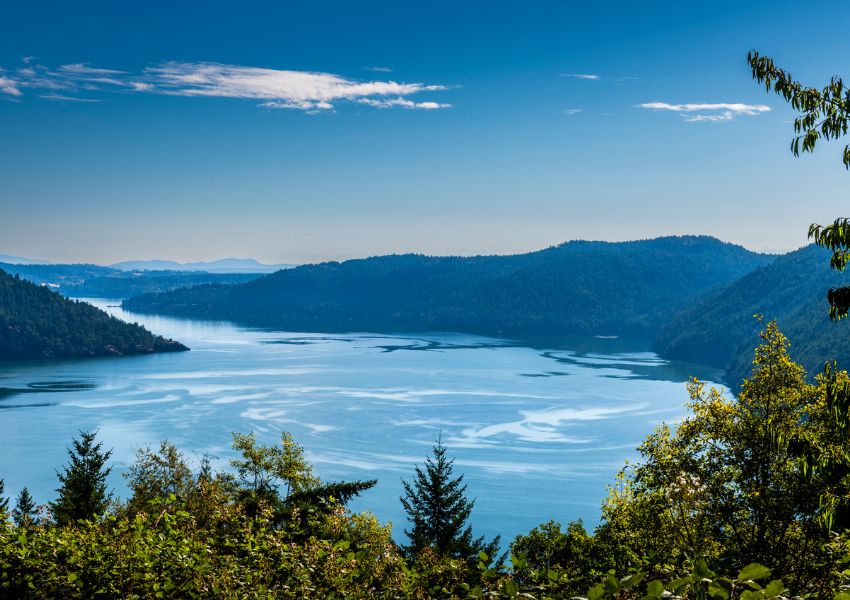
[0, 262, 261, 299]
[124, 236, 773, 339]
[655, 244, 850, 385]
[0, 269, 188, 359]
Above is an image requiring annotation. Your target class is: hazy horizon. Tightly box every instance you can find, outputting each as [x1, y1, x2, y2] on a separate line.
[0, 231, 806, 266]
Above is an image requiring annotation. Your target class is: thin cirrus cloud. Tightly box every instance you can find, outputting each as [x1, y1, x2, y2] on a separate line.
[561, 73, 601, 80]
[356, 97, 450, 110]
[638, 101, 771, 122]
[40, 93, 102, 103]
[0, 60, 452, 112]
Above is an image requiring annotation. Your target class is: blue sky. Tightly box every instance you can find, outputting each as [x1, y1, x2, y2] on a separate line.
[1, 0, 848, 264]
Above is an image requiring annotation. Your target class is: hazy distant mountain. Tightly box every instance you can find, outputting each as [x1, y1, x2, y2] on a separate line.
[0, 268, 188, 360]
[0, 263, 262, 299]
[0, 254, 48, 265]
[110, 258, 292, 273]
[124, 236, 774, 340]
[655, 244, 850, 386]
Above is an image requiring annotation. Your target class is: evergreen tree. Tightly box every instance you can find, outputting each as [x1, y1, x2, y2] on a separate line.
[400, 436, 498, 559]
[0, 479, 8, 513]
[12, 487, 37, 527]
[50, 430, 113, 525]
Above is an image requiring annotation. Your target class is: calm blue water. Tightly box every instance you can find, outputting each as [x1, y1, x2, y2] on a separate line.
[0, 299, 722, 544]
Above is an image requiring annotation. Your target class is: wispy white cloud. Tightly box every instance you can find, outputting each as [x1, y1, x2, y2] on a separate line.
[0, 74, 22, 96]
[145, 62, 448, 111]
[365, 66, 393, 73]
[357, 97, 451, 110]
[561, 108, 583, 115]
[682, 112, 734, 123]
[638, 101, 771, 122]
[39, 93, 102, 103]
[561, 73, 600, 80]
[58, 63, 126, 76]
[129, 81, 154, 92]
[0, 60, 452, 112]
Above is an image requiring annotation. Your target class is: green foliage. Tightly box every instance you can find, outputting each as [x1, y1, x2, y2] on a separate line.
[509, 520, 599, 596]
[788, 362, 850, 531]
[0, 268, 187, 359]
[124, 236, 772, 340]
[809, 219, 850, 320]
[0, 417, 830, 599]
[125, 441, 196, 514]
[748, 52, 850, 321]
[748, 51, 850, 169]
[123, 441, 238, 529]
[401, 437, 499, 561]
[287, 480, 378, 511]
[12, 487, 37, 527]
[50, 430, 113, 526]
[230, 431, 319, 499]
[602, 321, 850, 594]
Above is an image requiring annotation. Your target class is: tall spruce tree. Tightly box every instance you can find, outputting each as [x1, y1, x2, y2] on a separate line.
[0, 479, 8, 513]
[12, 487, 37, 527]
[51, 430, 113, 525]
[400, 436, 498, 559]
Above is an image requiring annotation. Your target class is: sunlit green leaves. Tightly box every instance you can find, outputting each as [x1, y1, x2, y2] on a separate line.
[751, 52, 850, 321]
[738, 562, 771, 582]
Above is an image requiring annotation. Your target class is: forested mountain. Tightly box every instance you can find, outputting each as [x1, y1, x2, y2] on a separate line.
[124, 236, 773, 339]
[0, 269, 188, 359]
[0, 263, 261, 299]
[655, 244, 850, 385]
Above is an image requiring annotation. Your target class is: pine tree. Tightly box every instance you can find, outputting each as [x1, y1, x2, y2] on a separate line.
[0, 479, 8, 513]
[400, 436, 498, 559]
[51, 430, 113, 525]
[12, 487, 37, 527]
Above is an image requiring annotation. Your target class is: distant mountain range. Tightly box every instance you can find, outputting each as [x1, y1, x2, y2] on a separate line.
[110, 258, 292, 273]
[0, 254, 293, 273]
[124, 236, 774, 341]
[0, 254, 47, 265]
[0, 263, 262, 299]
[0, 268, 188, 360]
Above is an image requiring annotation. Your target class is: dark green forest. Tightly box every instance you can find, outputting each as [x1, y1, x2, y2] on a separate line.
[0, 262, 262, 299]
[124, 236, 772, 340]
[0, 268, 188, 359]
[655, 245, 850, 386]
